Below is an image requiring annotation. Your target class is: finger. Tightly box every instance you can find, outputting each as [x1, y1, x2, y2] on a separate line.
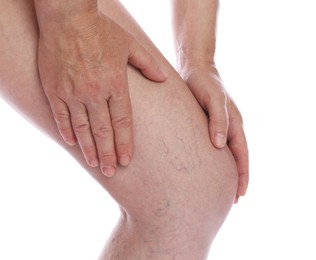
[88, 101, 117, 177]
[128, 40, 167, 82]
[227, 118, 249, 197]
[208, 92, 229, 148]
[108, 81, 133, 167]
[49, 96, 77, 146]
[68, 102, 99, 168]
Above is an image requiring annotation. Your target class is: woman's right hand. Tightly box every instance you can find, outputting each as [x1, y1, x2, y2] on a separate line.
[37, 11, 167, 177]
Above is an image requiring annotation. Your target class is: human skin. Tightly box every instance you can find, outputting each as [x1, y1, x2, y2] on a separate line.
[1, 0, 239, 259]
[171, 0, 249, 201]
[34, 0, 167, 177]
[33, 0, 249, 191]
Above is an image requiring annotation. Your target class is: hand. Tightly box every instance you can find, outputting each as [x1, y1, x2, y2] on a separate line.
[181, 64, 249, 202]
[37, 12, 167, 177]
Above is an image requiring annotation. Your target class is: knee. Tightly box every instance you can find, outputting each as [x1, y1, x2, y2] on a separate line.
[98, 67, 238, 256]
[108, 146, 237, 259]
[115, 144, 238, 247]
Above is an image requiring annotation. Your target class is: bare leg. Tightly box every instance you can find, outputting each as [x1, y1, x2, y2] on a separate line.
[0, 0, 238, 259]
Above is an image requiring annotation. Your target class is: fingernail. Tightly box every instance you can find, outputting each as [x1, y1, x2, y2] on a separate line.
[102, 166, 115, 177]
[119, 155, 130, 167]
[65, 138, 76, 146]
[215, 133, 226, 148]
[88, 158, 99, 168]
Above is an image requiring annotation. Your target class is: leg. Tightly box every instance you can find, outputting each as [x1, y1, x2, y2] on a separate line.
[0, 1, 238, 259]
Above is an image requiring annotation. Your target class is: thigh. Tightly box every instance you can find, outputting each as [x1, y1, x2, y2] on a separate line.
[0, 0, 237, 237]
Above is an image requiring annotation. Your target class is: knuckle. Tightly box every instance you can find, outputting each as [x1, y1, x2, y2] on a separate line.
[218, 121, 229, 130]
[53, 111, 70, 123]
[212, 114, 229, 125]
[98, 152, 116, 163]
[92, 125, 113, 139]
[143, 54, 154, 67]
[209, 90, 227, 104]
[219, 116, 229, 125]
[109, 69, 124, 86]
[85, 83, 102, 98]
[212, 120, 229, 133]
[49, 86, 68, 99]
[218, 87, 227, 97]
[73, 121, 90, 133]
[112, 116, 132, 129]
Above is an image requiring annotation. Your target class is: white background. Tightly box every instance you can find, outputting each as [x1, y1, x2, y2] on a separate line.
[1, 0, 316, 259]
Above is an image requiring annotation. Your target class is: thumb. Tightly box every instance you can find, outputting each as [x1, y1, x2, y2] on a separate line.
[208, 99, 229, 149]
[128, 40, 167, 82]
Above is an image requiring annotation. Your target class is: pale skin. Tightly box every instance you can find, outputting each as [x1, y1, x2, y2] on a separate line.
[32, 0, 248, 196]
[171, 0, 248, 200]
[34, 0, 168, 177]
[0, 0, 248, 259]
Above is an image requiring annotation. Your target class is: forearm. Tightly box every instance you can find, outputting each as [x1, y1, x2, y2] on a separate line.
[171, 0, 219, 71]
[34, 0, 98, 33]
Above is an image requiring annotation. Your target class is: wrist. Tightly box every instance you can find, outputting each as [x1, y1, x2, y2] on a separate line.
[179, 63, 223, 92]
[34, 0, 98, 17]
[176, 47, 217, 79]
[176, 46, 215, 73]
[34, 0, 98, 34]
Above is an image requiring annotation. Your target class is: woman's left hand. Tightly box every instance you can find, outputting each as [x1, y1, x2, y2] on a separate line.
[181, 64, 249, 202]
